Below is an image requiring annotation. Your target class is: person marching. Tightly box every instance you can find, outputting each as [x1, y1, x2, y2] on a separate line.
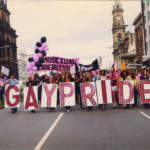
[0, 73, 7, 108]
[100, 69, 107, 110]
[63, 71, 74, 112]
[119, 70, 130, 109]
[108, 67, 119, 108]
[129, 72, 139, 107]
[140, 68, 150, 108]
[75, 71, 84, 108]
[26, 76, 37, 113]
[47, 76, 56, 112]
[7, 74, 18, 113]
[84, 72, 93, 111]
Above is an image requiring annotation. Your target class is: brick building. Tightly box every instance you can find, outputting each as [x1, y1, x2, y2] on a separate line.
[0, 0, 18, 78]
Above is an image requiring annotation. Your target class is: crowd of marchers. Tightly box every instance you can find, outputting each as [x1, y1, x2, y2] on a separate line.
[0, 67, 150, 114]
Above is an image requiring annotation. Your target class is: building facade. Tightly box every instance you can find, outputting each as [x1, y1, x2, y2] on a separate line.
[17, 49, 28, 81]
[112, 0, 126, 67]
[141, 0, 150, 68]
[119, 32, 137, 69]
[0, 0, 18, 78]
[133, 12, 144, 65]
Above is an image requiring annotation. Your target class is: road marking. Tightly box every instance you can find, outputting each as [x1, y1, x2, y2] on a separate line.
[34, 113, 64, 150]
[139, 111, 150, 120]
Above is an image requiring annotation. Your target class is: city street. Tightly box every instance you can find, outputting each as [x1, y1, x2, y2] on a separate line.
[0, 103, 150, 150]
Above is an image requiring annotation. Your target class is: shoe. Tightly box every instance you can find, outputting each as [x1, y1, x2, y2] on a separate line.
[51, 109, 55, 112]
[66, 109, 70, 112]
[11, 109, 15, 114]
[31, 110, 36, 113]
[113, 103, 118, 108]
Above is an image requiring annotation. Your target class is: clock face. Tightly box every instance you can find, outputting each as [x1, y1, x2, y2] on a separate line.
[116, 16, 120, 21]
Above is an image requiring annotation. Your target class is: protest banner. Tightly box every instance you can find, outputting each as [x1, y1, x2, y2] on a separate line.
[1, 66, 9, 76]
[41, 84, 57, 108]
[39, 56, 79, 72]
[24, 86, 38, 110]
[60, 82, 75, 107]
[80, 82, 98, 107]
[5, 85, 20, 108]
[96, 80, 113, 104]
[119, 81, 134, 104]
[79, 59, 99, 73]
[140, 80, 150, 104]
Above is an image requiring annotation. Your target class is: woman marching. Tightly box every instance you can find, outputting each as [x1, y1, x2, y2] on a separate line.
[75, 71, 84, 108]
[26, 76, 37, 113]
[84, 72, 93, 111]
[94, 69, 107, 111]
[47, 76, 56, 112]
[119, 70, 130, 109]
[63, 71, 74, 112]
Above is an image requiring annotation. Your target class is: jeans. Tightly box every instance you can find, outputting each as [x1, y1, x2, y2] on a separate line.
[0, 89, 4, 103]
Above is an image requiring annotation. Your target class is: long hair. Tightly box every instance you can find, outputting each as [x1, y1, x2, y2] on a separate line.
[120, 70, 128, 80]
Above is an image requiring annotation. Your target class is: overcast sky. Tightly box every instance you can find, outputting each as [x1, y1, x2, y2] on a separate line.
[7, 0, 141, 68]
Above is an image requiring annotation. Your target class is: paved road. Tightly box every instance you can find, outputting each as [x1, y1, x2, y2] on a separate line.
[0, 104, 150, 150]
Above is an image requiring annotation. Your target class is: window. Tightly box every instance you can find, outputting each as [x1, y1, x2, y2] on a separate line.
[117, 33, 122, 42]
[147, 0, 149, 6]
[7, 47, 10, 58]
[144, 16, 146, 24]
[148, 11, 150, 20]
[145, 29, 147, 36]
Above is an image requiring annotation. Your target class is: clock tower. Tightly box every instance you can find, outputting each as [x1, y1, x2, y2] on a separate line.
[112, 0, 126, 63]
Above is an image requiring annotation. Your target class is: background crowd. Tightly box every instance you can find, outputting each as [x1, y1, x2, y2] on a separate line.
[0, 67, 150, 113]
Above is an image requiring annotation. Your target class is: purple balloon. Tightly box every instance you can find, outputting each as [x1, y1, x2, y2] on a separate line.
[45, 47, 49, 51]
[33, 66, 38, 71]
[38, 53, 42, 58]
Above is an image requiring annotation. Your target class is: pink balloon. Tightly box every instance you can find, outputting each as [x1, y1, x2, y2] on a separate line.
[38, 53, 42, 58]
[34, 56, 39, 62]
[27, 65, 31, 70]
[28, 70, 33, 76]
[33, 66, 38, 71]
[32, 53, 36, 58]
[26, 62, 30, 67]
[30, 62, 35, 67]
[42, 43, 47, 48]
[45, 47, 49, 51]
[26, 63, 32, 70]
